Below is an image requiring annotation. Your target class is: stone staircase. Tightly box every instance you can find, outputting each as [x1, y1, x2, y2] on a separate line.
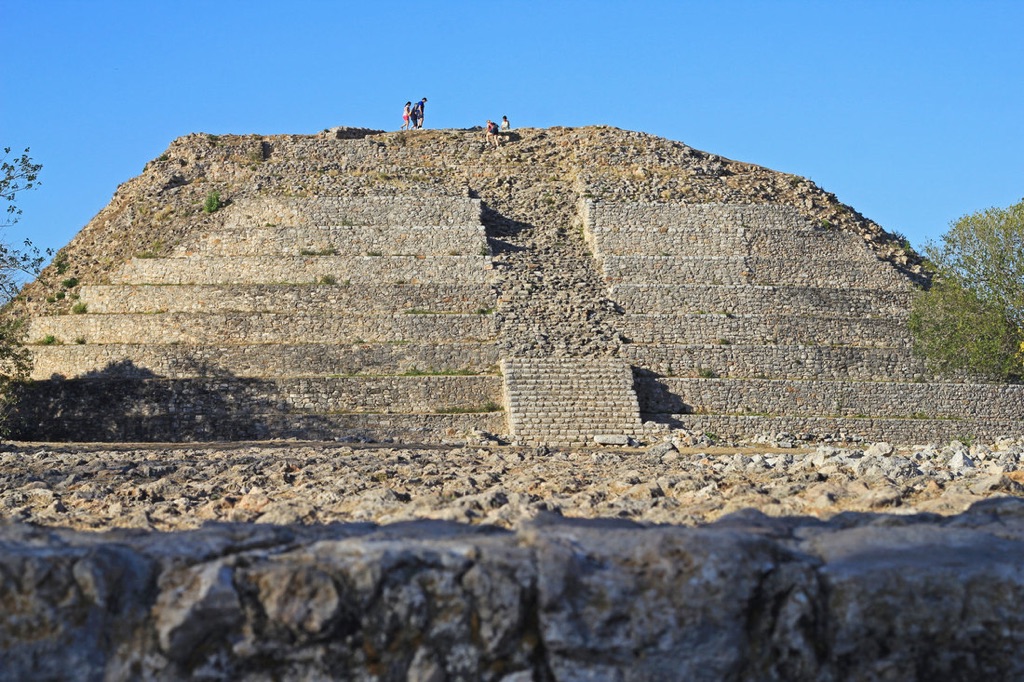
[583, 200, 1024, 443]
[19, 196, 504, 442]
[501, 358, 642, 446]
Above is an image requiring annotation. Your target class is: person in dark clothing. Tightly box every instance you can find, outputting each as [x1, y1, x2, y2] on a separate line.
[413, 97, 427, 128]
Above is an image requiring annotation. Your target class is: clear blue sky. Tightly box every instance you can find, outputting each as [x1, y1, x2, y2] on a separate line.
[3, 0, 1022, 261]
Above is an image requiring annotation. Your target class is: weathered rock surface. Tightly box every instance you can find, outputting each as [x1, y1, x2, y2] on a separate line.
[2, 439, 1022, 531]
[2, 438, 1023, 678]
[2, 498, 1023, 681]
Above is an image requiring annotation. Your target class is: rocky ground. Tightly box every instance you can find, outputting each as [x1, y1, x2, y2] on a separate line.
[3, 436, 1022, 533]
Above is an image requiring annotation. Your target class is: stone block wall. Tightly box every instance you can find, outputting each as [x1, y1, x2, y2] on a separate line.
[112, 255, 493, 285]
[670, 414, 1024, 443]
[620, 314, 908, 347]
[17, 194, 503, 442]
[574, 200, 1024, 442]
[31, 342, 500, 381]
[29, 311, 493, 346]
[610, 284, 913, 318]
[502, 358, 642, 445]
[221, 196, 482, 230]
[600, 255, 910, 290]
[636, 377, 1024, 421]
[622, 343, 927, 382]
[190, 224, 488, 257]
[79, 283, 493, 314]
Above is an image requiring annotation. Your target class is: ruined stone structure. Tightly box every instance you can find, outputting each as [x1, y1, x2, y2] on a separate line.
[10, 126, 1024, 444]
[4, 500, 1024, 680]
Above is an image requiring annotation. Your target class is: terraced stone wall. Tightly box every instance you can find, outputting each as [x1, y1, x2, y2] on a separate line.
[639, 377, 1024, 420]
[17, 194, 502, 442]
[610, 284, 914, 317]
[77, 283, 492, 315]
[31, 343, 500, 381]
[28, 312, 493, 346]
[584, 200, 1023, 443]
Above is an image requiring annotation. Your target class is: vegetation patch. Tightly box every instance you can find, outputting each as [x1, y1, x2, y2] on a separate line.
[203, 191, 223, 214]
[910, 199, 1023, 382]
[438, 401, 502, 414]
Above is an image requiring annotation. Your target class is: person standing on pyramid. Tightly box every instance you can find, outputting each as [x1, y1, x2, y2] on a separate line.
[413, 97, 427, 128]
[401, 101, 412, 130]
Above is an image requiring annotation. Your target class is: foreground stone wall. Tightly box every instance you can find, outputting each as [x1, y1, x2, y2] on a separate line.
[2, 500, 1022, 680]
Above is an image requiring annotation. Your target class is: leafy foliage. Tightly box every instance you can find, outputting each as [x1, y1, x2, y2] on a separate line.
[910, 200, 1024, 381]
[203, 190, 223, 213]
[1, 147, 46, 433]
[1, 147, 41, 228]
[1, 147, 50, 302]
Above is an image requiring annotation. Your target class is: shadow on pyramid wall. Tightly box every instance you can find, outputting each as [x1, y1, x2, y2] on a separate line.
[7, 360, 347, 442]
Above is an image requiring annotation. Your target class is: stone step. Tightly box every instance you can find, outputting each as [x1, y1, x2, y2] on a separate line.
[79, 283, 495, 314]
[225, 195, 483, 230]
[502, 357, 643, 444]
[610, 284, 914, 317]
[620, 314, 910, 347]
[622, 344, 929, 382]
[601, 256, 910, 290]
[637, 377, 1024, 421]
[183, 224, 488, 257]
[583, 199, 822, 233]
[588, 226, 877, 261]
[16, 375, 503, 417]
[111, 255, 493, 285]
[661, 414, 1024, 445]
[28, 312, 494, 345]
[29, 342, 500, 380]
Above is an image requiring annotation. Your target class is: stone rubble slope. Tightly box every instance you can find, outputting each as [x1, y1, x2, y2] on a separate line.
[2, 439, 1021, 532]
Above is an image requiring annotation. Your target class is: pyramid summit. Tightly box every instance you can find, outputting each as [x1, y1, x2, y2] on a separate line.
[10, 125, 1024, 444]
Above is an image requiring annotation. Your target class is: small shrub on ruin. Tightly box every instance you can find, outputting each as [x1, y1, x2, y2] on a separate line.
[203, 191, 223, 214]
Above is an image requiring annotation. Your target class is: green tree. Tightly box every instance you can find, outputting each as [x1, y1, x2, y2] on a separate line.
[0, 147, 44, 430]
[909, 199, 1024, 381]
[1, 147, 48, 301]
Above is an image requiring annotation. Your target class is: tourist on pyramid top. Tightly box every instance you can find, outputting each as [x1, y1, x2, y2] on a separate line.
[413, 97, 427, 129]
[401, 102, 412, 130]
[486, 120, 501, 147]
[500, 115, 511, 131]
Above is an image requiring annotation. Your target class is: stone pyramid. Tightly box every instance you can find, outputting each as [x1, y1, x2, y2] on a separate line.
[9, 126, 1023, 444]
